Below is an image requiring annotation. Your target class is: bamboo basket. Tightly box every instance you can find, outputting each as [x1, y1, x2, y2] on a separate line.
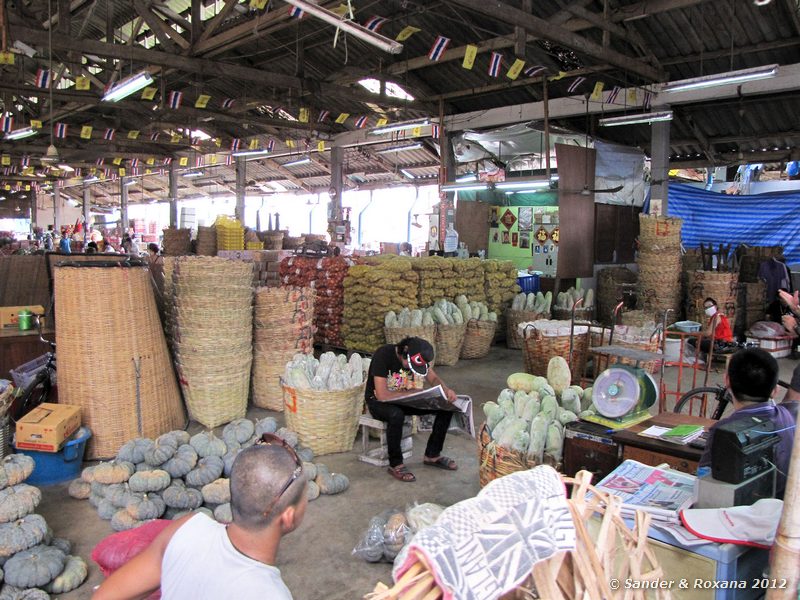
[281, 381, 365, 455]
[162, 228, 192, 256]
[552, 306, 595, 322]
[505, 309, 549, 350]
[384, 325, 436, 352]
[434, 323, 467, 366]
[54, 261, 185, 459]
[597, 267, 637, 326]
[591, 333, 662, 375]
[522, 324, 589, 382]
[478, 424, 560, 487]
[638, 213, 682, 252]
[195, 226, 217, 256]
[460, 320, 496, 359]
[252, 287, 315, 411]
[265, 232, 284, 250]
[686, 270, 738, 323]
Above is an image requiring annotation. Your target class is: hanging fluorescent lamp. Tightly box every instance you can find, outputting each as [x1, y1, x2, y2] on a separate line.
[102, 71, 154, 102]
[281, 0, 402, 54]
[440, 182, 490, 192]
[376, 143, 424, 154]
[4, 126, 38, 140]
[599, 111, 673, 127]
[662, 64, 778, 93]
[370, 119, 430, 136]
[283, 157, 311, 167]
[83, 176, 99, 183]
[401, 169, 416, 179]
[231, 149, 270, 158]
[495, 179, 551, 191]
[456, 173, 477, 182]
[182, 170, 204, 178]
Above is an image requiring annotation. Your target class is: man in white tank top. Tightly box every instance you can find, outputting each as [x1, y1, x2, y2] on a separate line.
[93, 436, 308, 599]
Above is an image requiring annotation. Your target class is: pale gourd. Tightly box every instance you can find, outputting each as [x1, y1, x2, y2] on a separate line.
[162, 481, 203, 510]
[111, 509, 147, 532]
[43, 555, 87, 594]
[41, 526, 52, 547]
[92, 461, 135, 485]
[106, 483, 134, 509]
[4, 544, 65, 588]
[79, 466, 96, 484]
[90, 482, 108, 498]
[513, 391, 530, 419]
[222, 419, 255, 446]
[497, 396, 514, 418]
[201, 479, 230, 505]
[254, 417, 278, 437]
[162, 430, 191, 447]
[97, 499, 117, 521]
[546, 356, 571, 396]
[527, 415, 549, 463]
[0, 486, 41, 524]
[544, 423, 564, 461]
[0, 456, 35, 488]
[144, 439, 177, 466]
[306, 481, 320, 501]
[0, 515, 48, 558]
[557, 407, 578, 425]
[162, 444, 198, 479]
[222, 448, 240, 478]
[315, 466, 349, 495]
[275, 428, 299, 448]
[0, 587, 50, 600]
[87, 493, 103, 509]
[296, 446, 314, 463]
[511, 430, 530, 453]
[490, 415, 514, 442]
[522, 398, 541, 422]
[213, 503, 232, 524]
[135, 463, 158, 473]
[506, 372, 537, 393]
[49, 538, 71, 555]
[302, 462, 317, 481]
[116, 438, 154, 464]
[190, 432, 227, 458]
[185, 456, 224, 488]
[539, 383, 556, 398]
[560, 388, 582, 415]
[540, 395, 558, 421]
[67, 479, 90, 500]
[581, 387, 594, 412]
[128, 470, 171, 493]
[482, 402, 504, 431]
[497, 418, 527, 448]
[126, 493, 166, 521]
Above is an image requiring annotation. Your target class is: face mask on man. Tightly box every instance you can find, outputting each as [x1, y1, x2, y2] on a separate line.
[704, 305, 717, 317]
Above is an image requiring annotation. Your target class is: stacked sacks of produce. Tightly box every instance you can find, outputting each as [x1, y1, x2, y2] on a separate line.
[352, 503, 444, 564]
[413, 257, 457, 307]
[451, 258, 486, 302]
[0, 455, 89, 597]
[478, 359, 594, 486]
[67, 418, 350, 531]
[552, 286, 595, 321]
[383, 307, 436, 350]
[482, 260, 520, 341]
[252, 287, 315, 412]
[429, 299, 467, 366]
[506, 291, 552, 349]
[171, 257, 253, 429]
[455, 295, 499, 359]
[343, 258, 418, 354]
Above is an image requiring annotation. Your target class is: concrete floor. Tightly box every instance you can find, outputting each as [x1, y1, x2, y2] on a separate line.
[38, 347, 799, 600]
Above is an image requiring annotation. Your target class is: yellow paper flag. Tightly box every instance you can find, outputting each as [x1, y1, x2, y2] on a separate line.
[376, 117, 388, 127]
[549, 71, 567, 82]
[506, 58, 525, 80]
[0, 156, 9, 166]
[214, 138, 222, 148]
[171, 134, 181, 143]
[627, 88, 638, 104]
[396, 26, 420, 42]
[141, 87, 157, 101]
[178, 157, 189, 166]
[286, 139, 296, 148]
[335, 113, 349, 124]
[0, 52, 15, 65]
[112, 157, 123, 165]
[24, 185, 31, 192]
[248, 139, 259, 150]
[80, 125, 93, 139]
[463, 45, 478, 70]
[3, 185, 10, 191]
[317, 141, 326, 153]
[119, 168, 126, 176]
[75, 76, 90, 90]
[146, 157, 155, 166]
[31, 120, 42, 129]
[127, 130, 140, 140]
[590, 81, 605, 102]
[195, 94, 211, 109]
[298, 108, 309, 123]
[22, 167, 34, 176]
[250, 0, 268, 9]
[330, 4, 350, 16]
[145, 169, 152, 175]
[209, 155, 218, 165]
[411, 126, 422, 137]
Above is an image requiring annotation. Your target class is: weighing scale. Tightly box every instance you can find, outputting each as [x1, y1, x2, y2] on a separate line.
[583, 359, 659, 429]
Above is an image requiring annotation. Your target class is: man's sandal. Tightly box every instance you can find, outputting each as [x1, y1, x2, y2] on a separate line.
[423, 456, 458, 470]
[387, 465, 416, 482]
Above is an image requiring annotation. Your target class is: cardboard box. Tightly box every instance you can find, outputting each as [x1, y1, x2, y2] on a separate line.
[15, 403, 81, 452]
[0, 305, 45, 329]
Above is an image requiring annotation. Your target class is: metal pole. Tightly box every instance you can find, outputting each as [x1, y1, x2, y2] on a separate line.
[235, 157, 246, 225]
[53, 186, 61, 232]
[120, 177, 129, 235]
[329, 146, 344, 222]
[169, 162, 178, 227]
[83, 183, 91, 244]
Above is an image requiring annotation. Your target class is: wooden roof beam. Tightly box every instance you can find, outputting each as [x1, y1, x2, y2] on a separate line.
[132, 0, 190, 52]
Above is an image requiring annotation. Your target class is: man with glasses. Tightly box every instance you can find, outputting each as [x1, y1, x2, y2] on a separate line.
[93, 437, 306, 599]
[365, 337, 459, 482]
[688, 297, 734, 361]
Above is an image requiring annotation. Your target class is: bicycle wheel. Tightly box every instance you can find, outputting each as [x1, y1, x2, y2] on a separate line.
[673, 386, 729, 419]
[11, 370, 52, 422]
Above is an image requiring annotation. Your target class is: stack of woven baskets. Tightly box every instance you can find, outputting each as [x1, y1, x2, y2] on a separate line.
[597, 267, 637, 326]
[252, 287, 315, 411]
[521, 319, 589, 383]
[171, 257, 254, 429]
[264, 231, 284, 250]
[686, 270, 738, 325]
[636, 214, 682, 325]
[162, 228, 191, 256]
[195, 226, 217, 256]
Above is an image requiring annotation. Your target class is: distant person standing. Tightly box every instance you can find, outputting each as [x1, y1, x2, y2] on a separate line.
[58, 232, 71, 254]
[43, 226, 54, 251]
[121, 233, 134, 254]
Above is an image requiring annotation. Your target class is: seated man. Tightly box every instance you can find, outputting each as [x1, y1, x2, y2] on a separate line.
[366, 337, 459, 482]
[93, 438, 307, 600]
[698, 348, 795, 498]
[688, 297, 733, 360]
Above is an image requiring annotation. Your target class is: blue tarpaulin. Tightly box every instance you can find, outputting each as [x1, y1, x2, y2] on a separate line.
[667, 184, 800, 264]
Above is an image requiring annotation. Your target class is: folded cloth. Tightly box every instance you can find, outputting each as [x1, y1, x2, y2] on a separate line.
[680, 498, 784, 549]
[393, 465, 575, 600]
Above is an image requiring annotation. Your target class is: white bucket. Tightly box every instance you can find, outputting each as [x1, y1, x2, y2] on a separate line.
[664, 338, 681, 362]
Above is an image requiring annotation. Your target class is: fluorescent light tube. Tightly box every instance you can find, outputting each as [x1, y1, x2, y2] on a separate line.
[231, 149, 270, 158]
[496, 179, 550, 191]
[401, 169, 416, 179]
[599, 111, 673, 127]
[57, 164, 75, 172]
[376, 143, 424, 154]
[123, 178, 137, 185]
[5, 127, 38, 140]
[283, 157, 311, 167]
[102, 71, 154, 102]
[182, 170, 204, 178]
[456, 174, 477, 182]
[83, 176, 99, 183]
[662, 64, 778, 93]
[440, 182, 489, 192]
[282, 0, 402, 54]
[370, 120, 430, 136]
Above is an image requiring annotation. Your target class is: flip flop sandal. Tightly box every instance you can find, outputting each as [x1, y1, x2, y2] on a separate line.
[387, 465, 416, 482]
[423, 456, 458, 471]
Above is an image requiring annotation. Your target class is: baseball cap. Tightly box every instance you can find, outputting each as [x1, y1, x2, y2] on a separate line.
[399, 337, 434, 376]
[680, 498, 784, 549]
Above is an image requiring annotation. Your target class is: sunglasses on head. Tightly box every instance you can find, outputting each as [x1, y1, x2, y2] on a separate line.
[255, 433, 304, 518]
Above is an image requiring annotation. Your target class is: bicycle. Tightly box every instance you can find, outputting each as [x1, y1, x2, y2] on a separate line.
[673, 379, 791, 420]
[9, 315, 56, 422]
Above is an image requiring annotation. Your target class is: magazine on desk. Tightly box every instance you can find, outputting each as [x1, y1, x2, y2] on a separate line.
[385, 385, 468, 413]
[592, 459, 697, 524]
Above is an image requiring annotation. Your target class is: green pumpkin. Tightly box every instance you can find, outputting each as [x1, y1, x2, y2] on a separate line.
[0, 585, 50, 600]
[144, 439, 177, 467]
[105, 484, 134, 509]
[128, 470, 171, 493]
[189, 432, 226, 459]
[162, 445, 198, 479]
[97, 499, 117, 521]
[254, 417, 277, 437]
[185, 456, 223, 488]
[213, 503, 232, 524]
[125, 493, 166, 521]
[0, 515, 48, 558]
[116, 438, 154, 464]
[0, 485, 41, 523]
[0, 456, 35, 489]
[110, 509, 148, 532]
[162, 482, 203, 510]
[49, 538, 71, 555]
[67, 479, 90, 500]
[4, 544, 65, 588]
[92, 461, 135, 485]
[43, 555, 87, 594]
[222, 419, 255, 446]
[201, 479, 230, 505]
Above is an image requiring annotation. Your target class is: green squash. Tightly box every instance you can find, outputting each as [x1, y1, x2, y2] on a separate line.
[67, 479, 90, 500]
[0, 515, 48, 558]
[92, 461, 135, 485]
[126, 493, 166, 521]
[0, 485, 41, 523]
[201, 479, 230, 505]
[162, 481, 203, 510]
[116, 438, 154, 464]
[4, 544, 65, 588]
[222, 419, 255, 446]
[189, 432, 227, 459]
[0, 585, 50, 600]
[213, 503, 232, 524]
[185, 456, 224, 488]
[0, 456, 35, 488]
[144, 439, 177, 467]
[128, 470, 171, 493]
[162, 444, 198, 479]
[43, 555, 87, 594]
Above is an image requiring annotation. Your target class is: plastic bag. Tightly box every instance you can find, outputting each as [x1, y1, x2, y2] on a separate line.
[352, 512, 390, 563]
[405, 502, 445, 533]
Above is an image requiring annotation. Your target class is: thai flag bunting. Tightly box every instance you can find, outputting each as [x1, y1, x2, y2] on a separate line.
[110, 173, 117, 182]
[55, 123, 68, 138]
[231, 138, 241, 151]
[567, 77, 586, 93]
[96, 158, 104, 166]
[355, 116, 367, 128]
[163, 157, 172, 165]
[21, 156, 30, 167]
[524, 65, 547, 78]
[317, 110, 330, 122]
[221, 98, 235, 109]
[150, 132, 160, 141]
[488, 52, 503, 78]
[432, 124, 440, 139]
[428, 36, 450, 62]
[225, 154, 232, 166]
[288, 6, 303, 18]
[0, 115, 12, 132]
[196, 156, 203, 167]
[57, 178, 65, 188]
[168, 91, 183, 109]
[35, 69, 51, 88]
[606, 86, 621, 104]
[130, 158, 139, 167]
[643, 90, 653, 109]
[364, 16, 387, 32]
[75, 168, 82, 177]
[104, 128, 116, 141]
[103, 168, 110, 177]
[267, 139, 275, 152]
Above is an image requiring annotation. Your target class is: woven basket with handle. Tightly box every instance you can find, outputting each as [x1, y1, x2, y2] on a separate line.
[460, 320, 496, 359]
[434, 323, 467, 366]
[478, 424, 560, 487]
[505, 309, 549, 349]
[522, 324, 588, 382]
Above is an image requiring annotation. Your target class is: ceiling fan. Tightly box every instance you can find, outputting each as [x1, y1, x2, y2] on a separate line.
[41, 0, 59, 165]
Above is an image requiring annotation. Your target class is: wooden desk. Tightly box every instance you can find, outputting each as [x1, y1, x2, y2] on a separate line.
[0, 327, 54, 380]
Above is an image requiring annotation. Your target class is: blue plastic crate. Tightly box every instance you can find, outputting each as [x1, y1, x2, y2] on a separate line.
[517, 274, 540, 294]
[17, 427, 91, 486]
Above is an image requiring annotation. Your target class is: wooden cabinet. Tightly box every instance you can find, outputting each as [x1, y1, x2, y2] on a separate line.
[621, 445, 699, 474]
[563, 421, 622, 483]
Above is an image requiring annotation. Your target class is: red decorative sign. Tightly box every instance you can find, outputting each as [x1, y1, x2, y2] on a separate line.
[500, 209, 517, 230]
[535, 226, 549, 244]
[551, 227, 559, 245]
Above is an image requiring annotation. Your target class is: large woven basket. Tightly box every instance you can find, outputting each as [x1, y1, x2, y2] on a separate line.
[162, 228, 192, 256]
[252, 286, 315, 411]
[264, 232, 284, 250]
[281, 381, 365, 455]
[384, 325, 436, 351]
[505, 309, 549, 349]
[590, 331, 661, 375]
[434, 323, 467, 366]
[686, 270, 738, 323]
[638, 214, 682, 252]
[478, 424, 559, 487]
[522, 324, 589, 382]
[54, 261, 185, 459]
[552, 306, 595, 322]
[460, 320, 496, 359]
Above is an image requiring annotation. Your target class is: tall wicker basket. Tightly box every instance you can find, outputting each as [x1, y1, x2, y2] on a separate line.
[434, 323, 467, 366]
[522, 323, 589, 382]
[460, 320, 496, 359]
[54, 261, 185, 459]
[478, 424, 560, 487]
[505, 309, 549, 350]
[384, 326, 436, 354]
[252, 287, 315, 411]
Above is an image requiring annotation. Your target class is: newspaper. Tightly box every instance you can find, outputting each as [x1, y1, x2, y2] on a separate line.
[385, 385, 467, 413]
[593, 460, 697, 524]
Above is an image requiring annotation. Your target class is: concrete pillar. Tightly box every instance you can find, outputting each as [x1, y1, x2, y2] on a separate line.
[169, 162, 178, 227]
[650, 119, 671, 215]
[329, 145, 344, 222]
[120, 177, 129, 234]
[440, 132, 458, 247]
[53, 186, 61, 231]
[235, 158, 246, 224]
[83, 184, 91, 243]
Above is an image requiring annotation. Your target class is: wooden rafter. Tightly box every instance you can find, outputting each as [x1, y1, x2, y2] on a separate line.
[195, 0, 239, 46]
[132, 0, 189, 52]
